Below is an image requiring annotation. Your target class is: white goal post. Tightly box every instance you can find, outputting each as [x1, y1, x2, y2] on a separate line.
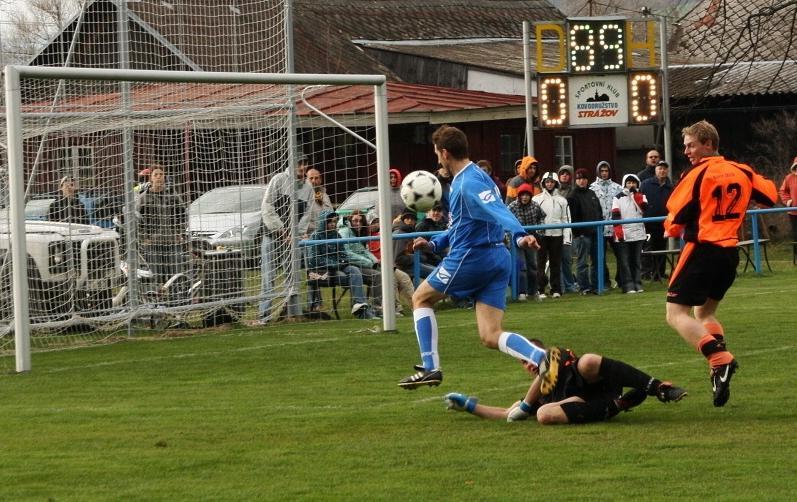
[4, 65, 396, 373]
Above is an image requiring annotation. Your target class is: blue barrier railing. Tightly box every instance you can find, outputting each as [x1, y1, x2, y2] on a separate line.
[299, 206, 792, 298]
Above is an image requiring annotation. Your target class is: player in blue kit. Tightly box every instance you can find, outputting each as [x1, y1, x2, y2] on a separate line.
[398, 125, 559, 393]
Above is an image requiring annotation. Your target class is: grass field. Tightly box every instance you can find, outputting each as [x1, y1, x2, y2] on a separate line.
[1, 243, 795, 500]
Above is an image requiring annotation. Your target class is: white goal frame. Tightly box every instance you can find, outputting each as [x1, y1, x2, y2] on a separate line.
[4, 65, 396, 372]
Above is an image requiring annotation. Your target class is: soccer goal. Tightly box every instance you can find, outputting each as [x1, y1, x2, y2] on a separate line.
[3, 65, 395, 372]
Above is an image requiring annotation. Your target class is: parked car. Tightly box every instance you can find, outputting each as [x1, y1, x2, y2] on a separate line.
[0, 219, 122, 321]
[188, 184, 267, 262]
[336, 186, 379, 216]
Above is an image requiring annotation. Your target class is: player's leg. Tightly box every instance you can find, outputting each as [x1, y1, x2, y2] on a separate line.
[537, 397, 586, 425]
[578, 353, 687, 402]
[695, 298, 738, 407]
[398, 279, 447, 389]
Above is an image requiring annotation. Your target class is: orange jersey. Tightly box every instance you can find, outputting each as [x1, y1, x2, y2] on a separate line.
[664, 156, 778, 247]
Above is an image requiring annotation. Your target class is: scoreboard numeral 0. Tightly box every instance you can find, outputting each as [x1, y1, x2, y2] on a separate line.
[540, 77, 568, 127]
[629, 72, 659, 124]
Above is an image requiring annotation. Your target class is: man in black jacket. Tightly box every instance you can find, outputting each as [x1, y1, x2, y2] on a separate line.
[640, 160, 674, 279]
[567, 169, 604, 294]
[47, 176, 89, 225]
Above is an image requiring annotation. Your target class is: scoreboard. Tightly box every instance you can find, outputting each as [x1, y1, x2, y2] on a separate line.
[534, 17, 661, 128]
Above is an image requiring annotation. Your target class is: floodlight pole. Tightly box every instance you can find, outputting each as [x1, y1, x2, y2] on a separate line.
[522, 21, 535, 156]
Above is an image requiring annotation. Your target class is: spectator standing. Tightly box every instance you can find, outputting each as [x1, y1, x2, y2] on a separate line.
[306, 210, 376, 319]
[48, 176, 89, 225]
[258, 156, 312, 323]
[567, 168, 603, 294]
[640, 160, 674, 279]
[477, 159, 507, 200]
[590, 160, 623, 290]
[611, 174, 648, 294]
[435, 164, 453, 217]
[388, 168, 406, 221]
[508, 183, 545, 300]
[532, 172, 572, 298]
[505, 156, 541, 204]
[299, 167, 333, 237]
[636, 149, 661, 183]
[779, 156, 797, 244]
[557, 165, 578, 293]
[135, 165, 187, 291]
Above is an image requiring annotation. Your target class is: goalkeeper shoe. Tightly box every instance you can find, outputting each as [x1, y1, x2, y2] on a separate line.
[443, 393, 478, 412]
[655, 381, 688, 403]
[398, 368, 443, 390]
[616, 388, 648, 412]
[538, 347, 562, 396]
[711, 359, 738, 407]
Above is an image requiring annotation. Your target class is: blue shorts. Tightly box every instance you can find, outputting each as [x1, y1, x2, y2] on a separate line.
[426, 244, 510, 310]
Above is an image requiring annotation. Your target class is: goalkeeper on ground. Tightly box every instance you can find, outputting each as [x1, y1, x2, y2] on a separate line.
[445, 341, 687, 425]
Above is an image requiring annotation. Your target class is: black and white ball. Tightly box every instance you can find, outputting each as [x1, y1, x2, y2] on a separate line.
[400, 170, 442, 212]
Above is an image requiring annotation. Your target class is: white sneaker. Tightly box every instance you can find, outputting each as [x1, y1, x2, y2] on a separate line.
[636, 289, 644, 293]
[625, 290, 637, 294]
[518, 294, 528, 301]
[538, 294, 547, 299]
[552, 292, 561, 298]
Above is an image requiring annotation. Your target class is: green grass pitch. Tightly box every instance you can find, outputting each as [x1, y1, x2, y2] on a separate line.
[1, 244, 796, 500]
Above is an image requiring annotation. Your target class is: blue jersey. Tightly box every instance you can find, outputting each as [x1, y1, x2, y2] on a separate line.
[430, 162, 527, 256]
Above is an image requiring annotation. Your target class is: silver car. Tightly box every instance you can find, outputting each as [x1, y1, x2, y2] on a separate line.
[188, 184, 267, 261]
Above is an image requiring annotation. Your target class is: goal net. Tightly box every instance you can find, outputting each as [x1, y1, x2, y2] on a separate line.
[1, 66, 390, 371]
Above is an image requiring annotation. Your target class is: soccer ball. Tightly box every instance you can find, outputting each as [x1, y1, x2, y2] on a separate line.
[400, 170, 442, 212]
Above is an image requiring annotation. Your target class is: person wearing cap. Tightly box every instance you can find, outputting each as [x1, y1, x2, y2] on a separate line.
[47, 176, 89, 225]
[505, 156, 541, 204]
[590, 160, 623, 289]
[779, 156, 797, 245]
[306, 210, 375, 320]
[567, 168, 603, 294]
[507, 183, 545, 300]
[393, 210, 435, 280]
[640, 160, 674, 279]
[612, 174, 648, 294]
[637, 149, 661, 182]
[532, 172, 572, 298]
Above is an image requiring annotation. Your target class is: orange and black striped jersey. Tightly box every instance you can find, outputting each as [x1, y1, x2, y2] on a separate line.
[664, 156, 778, 247]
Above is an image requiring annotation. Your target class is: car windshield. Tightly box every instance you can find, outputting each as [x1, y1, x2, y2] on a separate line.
[190, 186, 265, 215]
[338, 187, 378, 211]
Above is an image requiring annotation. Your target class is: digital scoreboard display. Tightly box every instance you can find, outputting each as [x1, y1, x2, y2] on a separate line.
[535, 17, 661, 127]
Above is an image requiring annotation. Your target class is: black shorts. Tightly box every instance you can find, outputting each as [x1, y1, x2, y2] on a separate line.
[544, 349, 621, 404]
[667, 243, 739, 306]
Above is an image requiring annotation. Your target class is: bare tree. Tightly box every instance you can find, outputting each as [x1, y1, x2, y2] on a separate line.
[0, 0, 84, 64]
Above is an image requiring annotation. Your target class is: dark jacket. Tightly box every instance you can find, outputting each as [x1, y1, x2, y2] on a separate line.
[567, 185, 603, 237]
[47, 196, 89, 225]
[639, 176, 674, 218]
[307, 209, 348, 271]
[637, 164, 656, 182]
[136, 189, 186, 243]
[415, 217, 447, 264]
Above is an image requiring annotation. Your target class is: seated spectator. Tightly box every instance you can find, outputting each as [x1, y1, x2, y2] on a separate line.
[48, 176, 89, 225]
[337, 210, 382, 312]
[305, 210, 376, 319]
[393, 209, 436, 280]
[415, 202, 448, 265]
[367, 209, 414, 315]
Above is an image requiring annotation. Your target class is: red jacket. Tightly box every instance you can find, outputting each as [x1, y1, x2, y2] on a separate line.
[779, 172, 797, 216]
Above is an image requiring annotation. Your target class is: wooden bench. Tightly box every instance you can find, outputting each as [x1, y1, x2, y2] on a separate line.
[640, 248, 681, 281]
[736, 239, 771, 273]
